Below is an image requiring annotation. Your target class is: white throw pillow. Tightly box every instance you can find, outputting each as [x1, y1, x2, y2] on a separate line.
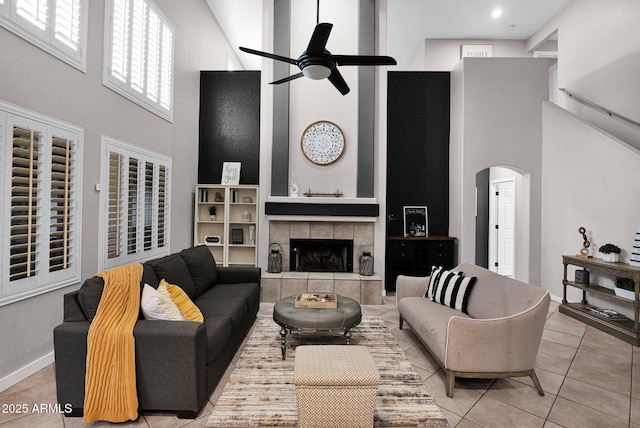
[141, 283, 185, 321]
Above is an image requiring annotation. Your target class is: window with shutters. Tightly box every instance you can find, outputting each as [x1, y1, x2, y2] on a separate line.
[99, 136, 170, 271]
[0, 100, 83, 306]
[0, 0, 88, 71]
[103, 0, 175, 122]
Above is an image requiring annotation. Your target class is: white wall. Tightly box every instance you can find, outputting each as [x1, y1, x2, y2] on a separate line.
[541, 102, 640, 312]
[0, 0, 237, 390]
[529, 0, 640, 149]
[288, 0, 359, 197]
[449, 58, 553, 286]
[424, 39, 531, 71]
[527, 0, 640, 304]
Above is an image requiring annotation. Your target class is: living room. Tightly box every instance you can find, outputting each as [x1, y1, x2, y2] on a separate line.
[1, 0, 640, 427]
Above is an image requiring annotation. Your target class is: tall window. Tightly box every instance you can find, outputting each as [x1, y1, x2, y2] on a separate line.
[0, 0, 88, 71]
[103, 0, 175, 122]
[0, 100, 83, 306]
[99, 136, 170, 270]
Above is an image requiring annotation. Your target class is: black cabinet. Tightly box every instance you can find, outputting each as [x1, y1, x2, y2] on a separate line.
[385, 236, 455, 292]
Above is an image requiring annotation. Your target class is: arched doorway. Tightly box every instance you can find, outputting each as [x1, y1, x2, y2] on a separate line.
[475, 166, 531, 282]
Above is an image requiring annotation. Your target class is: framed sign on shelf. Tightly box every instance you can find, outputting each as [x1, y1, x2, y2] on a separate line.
[221, 162, 241, 185]
[403, 206, 428, 237]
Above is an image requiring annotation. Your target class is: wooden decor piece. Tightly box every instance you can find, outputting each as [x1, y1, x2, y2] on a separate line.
[294, 293, 337, 309]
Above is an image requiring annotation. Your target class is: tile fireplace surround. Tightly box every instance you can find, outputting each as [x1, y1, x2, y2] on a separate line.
[261, 221, 383, 304]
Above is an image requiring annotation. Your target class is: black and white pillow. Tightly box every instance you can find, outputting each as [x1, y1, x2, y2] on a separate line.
[427, 266, 476, 314]
[425, 266, 463, 299]
[425, 266, 444, 299]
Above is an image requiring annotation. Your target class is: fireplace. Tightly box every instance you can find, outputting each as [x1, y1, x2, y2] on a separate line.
[290, 239, 354, 272]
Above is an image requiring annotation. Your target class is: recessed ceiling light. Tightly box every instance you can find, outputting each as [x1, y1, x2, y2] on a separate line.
[492, 8, 503, 18]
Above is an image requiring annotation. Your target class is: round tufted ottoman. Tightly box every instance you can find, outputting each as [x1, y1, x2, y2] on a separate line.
[273, 294, 362, 359]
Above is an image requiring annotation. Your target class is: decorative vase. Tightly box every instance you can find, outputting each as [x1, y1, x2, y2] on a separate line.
[209, 215, 216, 221]
[602, 253, 619, 263]
[359, 252, 374, 276]
[268, 243, 282, 273]
[242, 210, 250, 222]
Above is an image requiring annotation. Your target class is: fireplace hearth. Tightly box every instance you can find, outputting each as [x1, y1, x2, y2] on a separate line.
[290, 239, 354, 272]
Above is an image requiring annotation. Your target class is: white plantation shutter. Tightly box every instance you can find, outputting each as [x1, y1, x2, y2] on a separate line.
[107, 151, 122, 259]
[9, 126, 41, 281]
[0, 0, 87, 70]
[48, 135, 73, 272]
[110, 0, 130, 82]
[54, 0, 82, 50]
[159, 21, 173, 110]
[100, 136, 170, 270]
[1, 103, 83, 306]
[104, 0, 174, 121]
[16, 0, 48, 31]
[127, 156, 138, 254]
[157, 164, 166, 248]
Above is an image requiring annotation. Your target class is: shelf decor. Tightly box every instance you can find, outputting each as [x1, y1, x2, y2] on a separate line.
[194, 184, 258, 267]
[560, 255, 640, 345]
[631, 227, 640, 267]
[599, 243, 621, 263]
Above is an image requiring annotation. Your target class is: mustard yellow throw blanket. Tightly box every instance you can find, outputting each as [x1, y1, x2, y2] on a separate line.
[83, 263, 143, 423]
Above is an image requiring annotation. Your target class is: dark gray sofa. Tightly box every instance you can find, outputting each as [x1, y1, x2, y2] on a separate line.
[53, 245, 261, 419]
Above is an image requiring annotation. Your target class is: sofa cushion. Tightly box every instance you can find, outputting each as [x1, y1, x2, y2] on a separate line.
[431, 272, 477, 315]
[146, 254, 198, 298]
[203, 316, 233, 364]
[398, 296, 471, 363]
[141, 284, 185, 321]
[180, 246, 218, 298]
[194, 283, 259, 331]
[77, 277, 105, 321]
[158, 279, 204, 322]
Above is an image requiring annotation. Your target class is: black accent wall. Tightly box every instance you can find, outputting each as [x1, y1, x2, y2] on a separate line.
[386, 72, 450, 237]
[199, 71, 261, 184]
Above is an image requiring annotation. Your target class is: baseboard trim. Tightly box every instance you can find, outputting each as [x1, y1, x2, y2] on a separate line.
[0, 351, 54, 393]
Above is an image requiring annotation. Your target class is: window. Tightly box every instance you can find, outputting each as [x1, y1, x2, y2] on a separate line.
[103, 0, 175, 122]
[0, 0, 88, 71]
[99, 136, 170, 270]
[0, 100, 83, 306]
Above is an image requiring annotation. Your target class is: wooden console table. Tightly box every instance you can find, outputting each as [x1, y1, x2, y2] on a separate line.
[560, 255, 640, 346]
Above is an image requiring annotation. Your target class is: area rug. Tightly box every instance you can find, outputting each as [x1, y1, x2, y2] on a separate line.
[207, 316, 449, 427]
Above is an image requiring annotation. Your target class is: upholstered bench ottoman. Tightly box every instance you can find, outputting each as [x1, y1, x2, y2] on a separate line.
[294, 345, 380, 428]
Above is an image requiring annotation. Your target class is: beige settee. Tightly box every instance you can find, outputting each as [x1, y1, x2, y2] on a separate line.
[397, 262, 550, 397]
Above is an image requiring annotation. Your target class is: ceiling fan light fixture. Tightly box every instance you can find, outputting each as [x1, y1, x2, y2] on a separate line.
[302, 64, 331, 80]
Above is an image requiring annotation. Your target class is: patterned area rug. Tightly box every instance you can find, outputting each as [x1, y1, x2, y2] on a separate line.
[207, 316, 449, 427]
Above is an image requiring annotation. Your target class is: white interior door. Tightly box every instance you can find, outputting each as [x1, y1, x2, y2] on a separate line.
[489, 178, 516, 277]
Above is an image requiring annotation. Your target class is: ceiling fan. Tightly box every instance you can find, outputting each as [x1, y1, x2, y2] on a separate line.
[239, 6, 396, 95]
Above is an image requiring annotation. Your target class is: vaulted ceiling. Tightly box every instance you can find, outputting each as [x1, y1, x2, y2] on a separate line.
[206, 0, 572, 70]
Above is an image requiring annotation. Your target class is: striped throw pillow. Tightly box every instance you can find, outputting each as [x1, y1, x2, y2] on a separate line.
[425, 266, 464, 299]
[431, 271, 476, 314]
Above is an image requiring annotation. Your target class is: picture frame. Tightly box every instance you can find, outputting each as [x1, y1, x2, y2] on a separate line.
[231, 228, 244, 245]
[221, 162, 241, 185]
[403, 206, 428, 237]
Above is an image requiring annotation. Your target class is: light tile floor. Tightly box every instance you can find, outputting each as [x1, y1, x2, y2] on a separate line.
[1, 297, 638, 427]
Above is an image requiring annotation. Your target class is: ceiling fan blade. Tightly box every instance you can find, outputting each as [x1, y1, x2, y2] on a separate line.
[270, 73, 304, 85]
[306, 23, 333, 52]
[328, 68, 350, 95]
[239, 47, 298, 65]
[332, 55, 397, 66]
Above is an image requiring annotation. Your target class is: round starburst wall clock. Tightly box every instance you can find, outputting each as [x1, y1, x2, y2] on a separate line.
[300, 120, 345, 165]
